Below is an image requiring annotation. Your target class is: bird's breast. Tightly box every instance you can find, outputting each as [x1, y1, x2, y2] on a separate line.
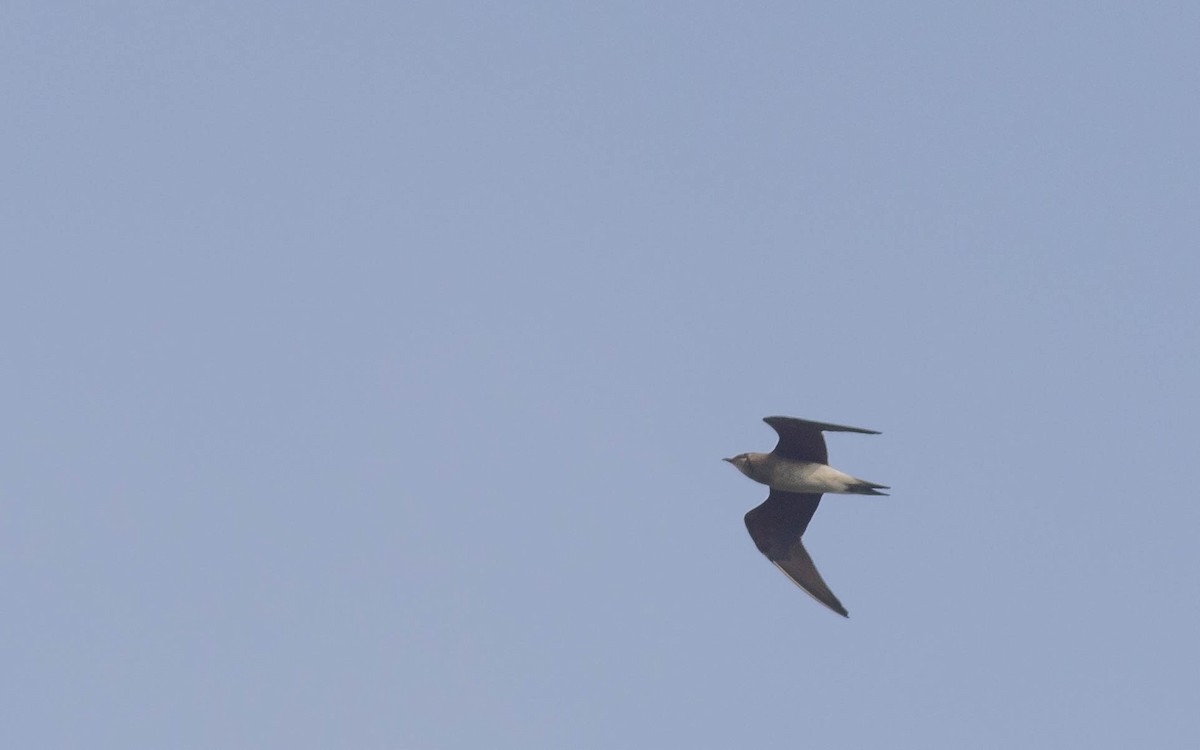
[768, 461, 858, 493]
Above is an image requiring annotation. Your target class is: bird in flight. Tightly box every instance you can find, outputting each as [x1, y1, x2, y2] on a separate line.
[725, 416, 887, 617]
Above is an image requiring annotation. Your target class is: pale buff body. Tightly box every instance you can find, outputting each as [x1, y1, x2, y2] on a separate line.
[735, 452, 877, 494]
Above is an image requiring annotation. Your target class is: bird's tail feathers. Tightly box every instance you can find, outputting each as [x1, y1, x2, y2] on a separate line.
[848, 479, 890, 496]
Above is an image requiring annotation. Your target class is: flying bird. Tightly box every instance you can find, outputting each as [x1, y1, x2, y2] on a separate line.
[725, 416, 888, 617]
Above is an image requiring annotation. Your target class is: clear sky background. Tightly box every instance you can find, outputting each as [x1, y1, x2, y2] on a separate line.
[4, 2, 1198, 748]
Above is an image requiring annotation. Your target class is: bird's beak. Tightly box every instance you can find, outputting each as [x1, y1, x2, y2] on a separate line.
[722, 457, 734, 463]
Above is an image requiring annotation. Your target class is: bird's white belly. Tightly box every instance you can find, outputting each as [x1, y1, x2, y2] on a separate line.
[770, 462, 859, 493]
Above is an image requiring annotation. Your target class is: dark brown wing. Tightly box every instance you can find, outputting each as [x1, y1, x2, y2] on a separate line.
[744, 490, 848, 617]
[763, 416, 881, 463]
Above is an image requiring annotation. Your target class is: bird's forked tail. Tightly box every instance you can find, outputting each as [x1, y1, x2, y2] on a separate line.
[848, 479, 889, 496]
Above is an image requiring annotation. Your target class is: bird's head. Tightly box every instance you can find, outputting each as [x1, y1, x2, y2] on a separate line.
[723, 453, 755, 478]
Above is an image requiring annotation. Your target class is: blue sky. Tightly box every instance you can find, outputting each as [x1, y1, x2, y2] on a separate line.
[3, 2, 1198, 748]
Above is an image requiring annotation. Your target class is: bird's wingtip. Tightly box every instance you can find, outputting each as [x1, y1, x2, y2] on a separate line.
[762, 415, 881, 435]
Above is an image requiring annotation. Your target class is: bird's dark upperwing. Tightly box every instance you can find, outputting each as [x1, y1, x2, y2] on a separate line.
[763, 416, 881, 463]
[744, 490, 848, 617]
